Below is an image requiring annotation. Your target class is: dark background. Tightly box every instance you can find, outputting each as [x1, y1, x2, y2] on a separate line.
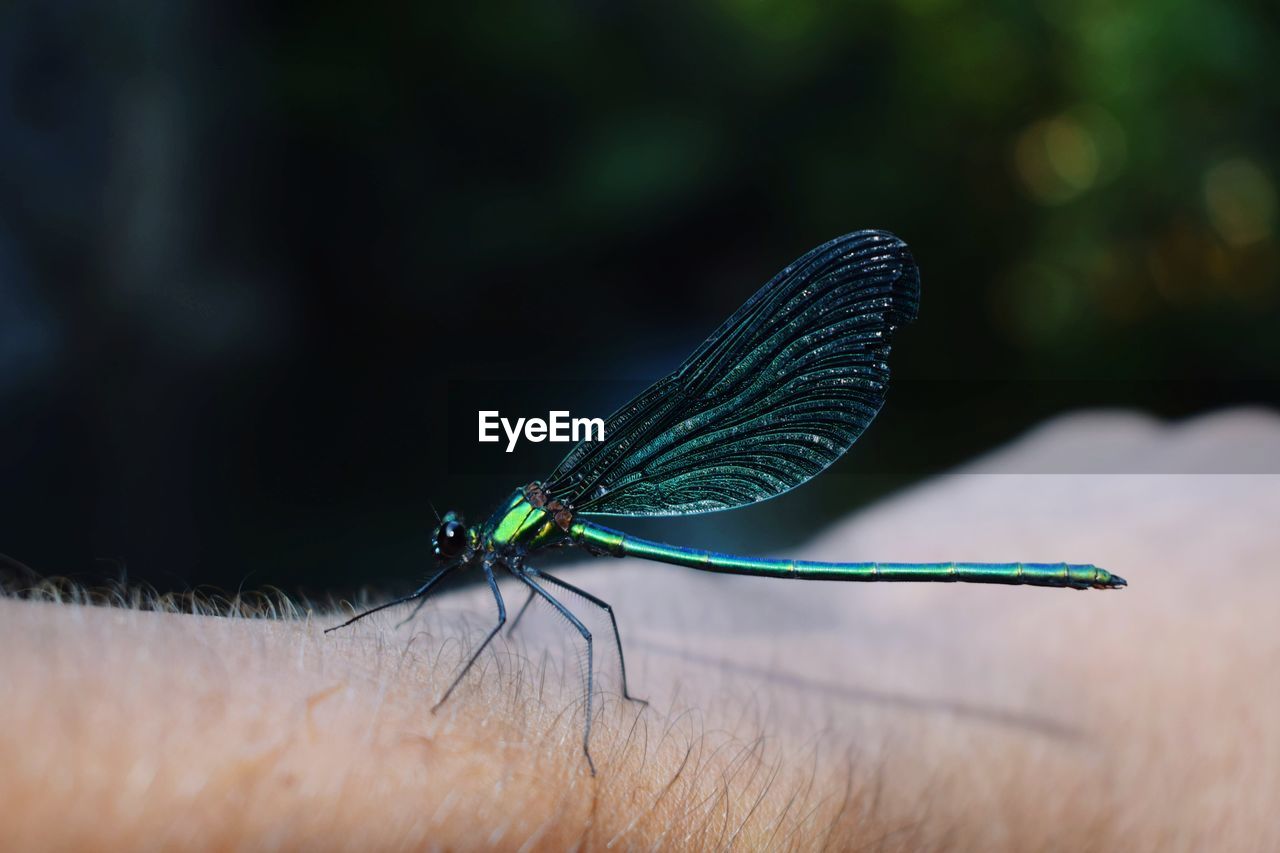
[2, 1, 1277, 596]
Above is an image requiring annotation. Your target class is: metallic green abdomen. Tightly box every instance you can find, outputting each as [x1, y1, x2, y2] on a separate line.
[570, 520, 1125, 590]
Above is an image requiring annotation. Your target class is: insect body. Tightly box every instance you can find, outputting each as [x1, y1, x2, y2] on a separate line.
[328, 230, 1125, 774]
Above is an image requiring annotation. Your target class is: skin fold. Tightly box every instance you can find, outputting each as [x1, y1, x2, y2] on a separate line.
[2, 409, 1278, 851]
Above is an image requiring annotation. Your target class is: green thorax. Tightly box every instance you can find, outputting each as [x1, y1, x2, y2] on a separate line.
[480, 484, 572, 553]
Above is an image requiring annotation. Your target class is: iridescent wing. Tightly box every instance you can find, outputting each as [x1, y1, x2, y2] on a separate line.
[544, 230, 920, 516]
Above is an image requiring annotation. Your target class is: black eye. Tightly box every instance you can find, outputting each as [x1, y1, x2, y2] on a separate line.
[435, 520, 467, 559]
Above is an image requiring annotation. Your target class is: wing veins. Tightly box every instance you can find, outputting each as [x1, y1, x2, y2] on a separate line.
[545, 231, 919, 516]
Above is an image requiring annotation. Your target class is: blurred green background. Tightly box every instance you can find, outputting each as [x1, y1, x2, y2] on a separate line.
[1, 1, 1277, 596]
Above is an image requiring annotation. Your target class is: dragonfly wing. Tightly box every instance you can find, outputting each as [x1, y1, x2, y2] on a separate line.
[544, 230, 920, 516]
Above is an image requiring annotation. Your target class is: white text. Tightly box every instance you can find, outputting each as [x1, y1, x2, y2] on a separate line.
[478, 410, 605, 452]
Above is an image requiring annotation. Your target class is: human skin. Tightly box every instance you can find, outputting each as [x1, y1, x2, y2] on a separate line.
[2, 410, 1278, 851]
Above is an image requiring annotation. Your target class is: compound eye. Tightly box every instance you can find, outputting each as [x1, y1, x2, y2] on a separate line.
[436, 520, 467, 559]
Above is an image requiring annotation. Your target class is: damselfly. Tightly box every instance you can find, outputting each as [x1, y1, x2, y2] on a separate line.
[328, 230, 1125, 774]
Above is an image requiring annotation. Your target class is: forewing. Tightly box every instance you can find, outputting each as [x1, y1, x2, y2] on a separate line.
[544, 230, 920, 516]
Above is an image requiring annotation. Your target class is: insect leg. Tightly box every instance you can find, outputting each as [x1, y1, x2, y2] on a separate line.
[393, 569, 458, 630]
[516, 571, 597, 775]
[505, 587, 537, 637]
[325, 558, 460, 633]
[432, 561, 506, 711]
[526, 567, 647, 706]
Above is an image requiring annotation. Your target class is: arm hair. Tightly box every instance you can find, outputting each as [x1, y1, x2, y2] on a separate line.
[0, 589, 897, 851]
[4, 411, 1279, 850]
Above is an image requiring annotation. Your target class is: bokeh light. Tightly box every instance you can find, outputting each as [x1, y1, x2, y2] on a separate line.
[1014, 106, 1126, 204]
[0, 0, 1276, 592]
[1203, 157, 1276, 247]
